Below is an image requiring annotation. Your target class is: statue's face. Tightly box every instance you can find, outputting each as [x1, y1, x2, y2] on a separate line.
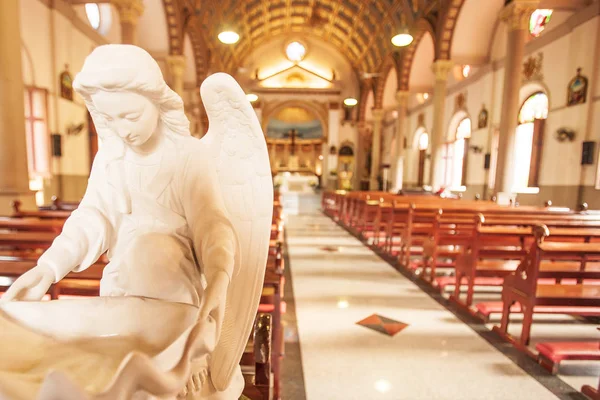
[91, 91, 159, 148]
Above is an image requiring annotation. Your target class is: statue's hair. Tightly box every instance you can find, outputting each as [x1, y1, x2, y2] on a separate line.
[73, 44, 190, 137]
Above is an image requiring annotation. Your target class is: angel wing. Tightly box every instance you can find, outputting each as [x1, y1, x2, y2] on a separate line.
[199, 73, 273, 391]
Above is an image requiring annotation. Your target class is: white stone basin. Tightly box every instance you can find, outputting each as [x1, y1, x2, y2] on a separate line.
[0, 297, 215, 400]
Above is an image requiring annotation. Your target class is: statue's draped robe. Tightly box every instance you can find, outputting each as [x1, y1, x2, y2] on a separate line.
[0, 134, 238, 398]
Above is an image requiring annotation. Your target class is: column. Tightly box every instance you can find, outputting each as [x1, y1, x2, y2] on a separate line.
[327, 102, 341, 189]
[428, 60, 453, 189]
[355, 122, 367, 190]
[111, 0, 144, 45]
[393, 90, 410, 191]
[166, 55, 186, 98]
[494, 0, 539, 193]
[0, 0, 35, 214]
[369, 109, 384, 190]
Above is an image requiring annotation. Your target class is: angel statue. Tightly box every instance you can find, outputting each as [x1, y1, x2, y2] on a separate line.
[0, 44, 273, 400]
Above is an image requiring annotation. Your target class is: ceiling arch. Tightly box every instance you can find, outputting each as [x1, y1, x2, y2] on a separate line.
[358, 79, 374, 123]
[373, 54, 398, 109]
[137, 0, 170, 53]
[162, 0, 184, 55]
[178, 0, 440, 78]
[451, 0, 504, 64]
[434, 0, 464, 61]
[408, 30, 435, 90]
[381, 65, 399, 109]
[398, 18, 435, 91]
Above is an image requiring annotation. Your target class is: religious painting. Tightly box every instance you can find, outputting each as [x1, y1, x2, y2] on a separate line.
[59, 64, 74, 101]
[478, 104, 488, 129]
[266, 106, 323, 139]
[523, 53, 543, 82]
[567, 68, 588, 106]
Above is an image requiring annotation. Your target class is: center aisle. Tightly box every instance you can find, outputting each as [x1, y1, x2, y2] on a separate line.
[284, 194, 557, 400]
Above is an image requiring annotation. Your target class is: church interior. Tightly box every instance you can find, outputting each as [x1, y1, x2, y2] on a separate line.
[2, 0, 600, 399]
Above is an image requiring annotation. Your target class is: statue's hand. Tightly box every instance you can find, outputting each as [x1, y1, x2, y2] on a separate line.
[1, 265, 54, 302]
[199, 270, 229, 329]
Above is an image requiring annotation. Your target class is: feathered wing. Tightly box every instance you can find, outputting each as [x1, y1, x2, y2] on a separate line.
[199, 73, 273, 391]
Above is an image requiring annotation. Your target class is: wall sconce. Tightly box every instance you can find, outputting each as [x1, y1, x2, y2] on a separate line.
[66, 122, 85, 136]
[469, 145, 483, 154]
[555, 127, 575, 142]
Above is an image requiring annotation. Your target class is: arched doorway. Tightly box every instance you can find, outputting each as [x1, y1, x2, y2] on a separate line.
[413, 127, 429, 187]
[513, 92, 548, 190]
[442, 114, 471, 189]
[337, 144, 354, 190]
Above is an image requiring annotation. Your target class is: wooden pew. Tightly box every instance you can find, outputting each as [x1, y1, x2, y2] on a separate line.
[242, 313, 273, 400]
[451, 219, 600, 312]
[11, 201, 71, 219]
[492, 225, 600, 351]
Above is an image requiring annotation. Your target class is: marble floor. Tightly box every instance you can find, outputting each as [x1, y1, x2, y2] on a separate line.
[281, 193, 591, 400]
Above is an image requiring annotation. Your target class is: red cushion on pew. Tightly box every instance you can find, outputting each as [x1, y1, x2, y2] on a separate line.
[257, 301, 286, 314]
[258, 304, 275, 313]
[434, 276, 503, 291]
[475, 301, 600, 318]
[536, 342, 600, 363]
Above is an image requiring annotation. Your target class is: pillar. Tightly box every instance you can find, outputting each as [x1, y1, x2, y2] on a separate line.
[111, 0, 144, 45]
[428, 60, 453, 189]
[327, 102, 341, 189]
[494, 0, 539, 194]
[355, 122, 368, 190]
[0, 0, 35, 214]
[166, 55, 186, 99]
[369, 109, 384, 190]
[393, 90, 410, 191]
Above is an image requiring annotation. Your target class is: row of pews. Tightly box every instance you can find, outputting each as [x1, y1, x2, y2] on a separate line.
[0, 196, 285, 400]
[323, 189, 600, 399]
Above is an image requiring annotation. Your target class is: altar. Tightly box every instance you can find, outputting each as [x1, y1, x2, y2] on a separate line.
[274, 171, 318, 193]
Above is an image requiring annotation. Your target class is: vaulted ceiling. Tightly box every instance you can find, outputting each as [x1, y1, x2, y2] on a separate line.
[175, 0, 441, 79]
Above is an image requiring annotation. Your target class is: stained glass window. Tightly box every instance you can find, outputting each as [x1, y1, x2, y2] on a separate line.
[518, 92, 548, 124]
[529, 9, 552, 37]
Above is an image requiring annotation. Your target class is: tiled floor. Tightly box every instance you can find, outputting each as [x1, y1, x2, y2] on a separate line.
[283, 193, 581, 400]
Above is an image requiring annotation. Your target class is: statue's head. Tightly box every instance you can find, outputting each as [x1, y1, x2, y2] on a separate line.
[74, 45, 189, 149]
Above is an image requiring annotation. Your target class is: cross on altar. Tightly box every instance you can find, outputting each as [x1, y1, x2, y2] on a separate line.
[283, 129, 303, 155]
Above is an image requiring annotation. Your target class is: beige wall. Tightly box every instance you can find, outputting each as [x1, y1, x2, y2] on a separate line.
[19, 0, 113, 203]
[404, 10, 600, 209]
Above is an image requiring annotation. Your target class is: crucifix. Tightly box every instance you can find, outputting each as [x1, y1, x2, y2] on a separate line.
[283, 129, 303, 155]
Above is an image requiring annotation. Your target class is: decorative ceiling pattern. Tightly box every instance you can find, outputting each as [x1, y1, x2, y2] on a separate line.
[175, 0, 441, 79]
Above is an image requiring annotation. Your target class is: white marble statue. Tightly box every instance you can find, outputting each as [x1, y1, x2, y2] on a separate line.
[0, 44, 273, 400]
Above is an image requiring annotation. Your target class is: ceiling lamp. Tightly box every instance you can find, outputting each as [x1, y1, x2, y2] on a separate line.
[218, 30, 239, 44]
[344, 97, 358, 107]
[246, 93, 258, 102]
[391, 28, 413, 47]
[285, 41, 307, 63]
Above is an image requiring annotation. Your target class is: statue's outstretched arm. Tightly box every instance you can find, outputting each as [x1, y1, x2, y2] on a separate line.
[2, 154, 113, 302]
[37, 154, 113, 283]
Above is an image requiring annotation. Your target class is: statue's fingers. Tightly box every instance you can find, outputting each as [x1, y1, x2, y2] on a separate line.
[1, 285, 22, 302]
[21, 285, 48, 301]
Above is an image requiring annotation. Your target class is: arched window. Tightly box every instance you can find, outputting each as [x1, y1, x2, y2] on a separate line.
[513, 92, 548, 190]
[85, 3, 101, 30]
[413, 127, 429, 187]
[443, 117, 471, 189]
